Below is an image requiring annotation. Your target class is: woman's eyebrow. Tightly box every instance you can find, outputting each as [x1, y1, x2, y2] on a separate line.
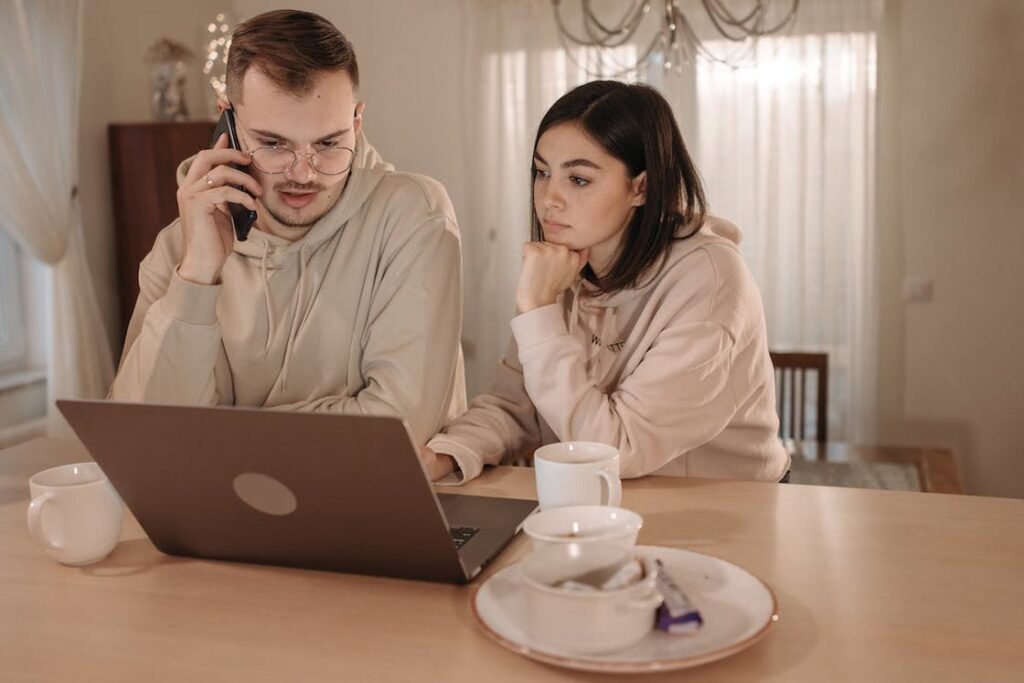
[533, 152, 601, 170]
[561, 158, 601, 170]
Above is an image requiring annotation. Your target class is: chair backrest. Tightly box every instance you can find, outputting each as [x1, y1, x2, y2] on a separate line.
[769, 351, 829, 444]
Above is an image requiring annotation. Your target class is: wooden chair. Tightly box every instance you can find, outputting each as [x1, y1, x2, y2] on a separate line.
[769, 352, 829, 453]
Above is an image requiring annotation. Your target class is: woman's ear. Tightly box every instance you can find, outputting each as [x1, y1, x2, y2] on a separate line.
[631, 171, 647, 207]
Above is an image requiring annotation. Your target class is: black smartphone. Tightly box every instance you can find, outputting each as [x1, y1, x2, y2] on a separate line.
[211, 109, 258, 241]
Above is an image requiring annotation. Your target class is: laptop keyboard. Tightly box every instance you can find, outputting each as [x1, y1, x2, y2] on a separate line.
[449, 526, 480, 549]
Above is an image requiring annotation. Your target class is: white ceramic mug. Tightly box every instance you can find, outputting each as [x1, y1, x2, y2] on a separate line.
[26, 462, 124, 566]
[534, 442, 622, 510]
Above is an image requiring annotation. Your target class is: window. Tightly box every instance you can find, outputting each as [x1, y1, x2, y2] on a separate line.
[694, 32, 878, 439]
[0, 229, 48, 443]
[0, 230, 27, 372]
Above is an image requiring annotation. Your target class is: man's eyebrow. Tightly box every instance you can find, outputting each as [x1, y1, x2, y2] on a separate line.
[533, 152, 601, 170]
[250, 128, 350, 143]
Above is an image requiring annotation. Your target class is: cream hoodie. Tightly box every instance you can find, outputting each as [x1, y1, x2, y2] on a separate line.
[110, 132, 466, 445]
[428, 217, 789, 482]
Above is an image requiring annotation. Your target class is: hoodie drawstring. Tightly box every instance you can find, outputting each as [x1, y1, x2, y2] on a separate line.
[278, 245, 311, 389]
[568, 280, 582, 335]
[261, 241, 276, 354]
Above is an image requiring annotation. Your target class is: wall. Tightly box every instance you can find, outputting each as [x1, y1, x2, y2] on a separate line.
[75, 0, 1022, 496]
[874, 0, 1023, 497]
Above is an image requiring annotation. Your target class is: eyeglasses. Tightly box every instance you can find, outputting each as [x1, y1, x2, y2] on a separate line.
[232, 110, 356, 176]
[248, 145, 355, 176]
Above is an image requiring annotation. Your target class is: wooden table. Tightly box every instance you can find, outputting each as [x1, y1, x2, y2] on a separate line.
[1, 438, 1020, 682]
[790, 441, 964, 494]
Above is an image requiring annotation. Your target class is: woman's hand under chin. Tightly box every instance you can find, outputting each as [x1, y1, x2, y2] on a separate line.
[515, 241, 589, 314]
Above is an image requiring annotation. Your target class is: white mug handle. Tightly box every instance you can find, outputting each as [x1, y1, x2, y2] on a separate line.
[27, 493, 64, 551]
[598, 469, 622, 507]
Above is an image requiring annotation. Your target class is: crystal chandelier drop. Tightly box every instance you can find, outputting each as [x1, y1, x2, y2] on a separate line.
[551, 0, 801, 77]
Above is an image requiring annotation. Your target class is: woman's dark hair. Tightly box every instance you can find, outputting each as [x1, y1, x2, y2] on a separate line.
[530, 80, 707, 293]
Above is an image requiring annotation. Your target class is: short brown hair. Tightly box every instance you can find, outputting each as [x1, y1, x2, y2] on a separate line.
[226, 10, 359, 102]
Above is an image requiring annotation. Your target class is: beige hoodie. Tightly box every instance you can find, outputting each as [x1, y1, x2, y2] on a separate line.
[110, 132, 466, 445]
[428, 217, 789, 482]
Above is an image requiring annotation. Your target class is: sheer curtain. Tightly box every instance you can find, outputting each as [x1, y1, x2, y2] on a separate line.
[0, 0, 114, 433]
[459, 0, 881, 441]
[692, 0, 882, 440]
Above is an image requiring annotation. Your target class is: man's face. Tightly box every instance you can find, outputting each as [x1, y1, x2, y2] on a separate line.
[232, 68, 363, 231]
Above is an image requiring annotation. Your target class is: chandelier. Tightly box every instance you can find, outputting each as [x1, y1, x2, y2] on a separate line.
[552, 0, 801, 76]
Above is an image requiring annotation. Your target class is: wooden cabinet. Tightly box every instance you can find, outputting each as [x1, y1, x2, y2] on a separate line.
[108, 121, 215, 336]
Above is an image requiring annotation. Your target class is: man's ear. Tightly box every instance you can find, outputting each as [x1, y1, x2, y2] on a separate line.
[216, 96, 230, 113]
[353, 101, 365, 136]
[631, 171, 647, 207]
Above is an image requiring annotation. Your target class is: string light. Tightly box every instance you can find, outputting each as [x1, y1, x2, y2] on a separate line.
[202, 12, 233, 103]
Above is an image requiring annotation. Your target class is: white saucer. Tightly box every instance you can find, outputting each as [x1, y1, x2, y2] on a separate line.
[471, 545, 777, 674]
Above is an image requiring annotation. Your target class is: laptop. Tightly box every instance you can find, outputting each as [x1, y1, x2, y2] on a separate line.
[56, 400, 537, 584]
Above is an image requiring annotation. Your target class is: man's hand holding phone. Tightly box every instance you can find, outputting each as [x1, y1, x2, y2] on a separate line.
[176, 133, 263, 285]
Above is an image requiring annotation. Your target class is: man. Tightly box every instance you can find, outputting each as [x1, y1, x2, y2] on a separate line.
[110, 10, 465, 475]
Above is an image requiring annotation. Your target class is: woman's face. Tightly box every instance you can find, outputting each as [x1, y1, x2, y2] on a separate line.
[533, 122, 646, 274]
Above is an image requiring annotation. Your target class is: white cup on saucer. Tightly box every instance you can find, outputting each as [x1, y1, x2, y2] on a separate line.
[523, 505, 643, 552]
[534, 442, 622, 510]
[520, 542, 662, 655]
[26, 462, 124, 566]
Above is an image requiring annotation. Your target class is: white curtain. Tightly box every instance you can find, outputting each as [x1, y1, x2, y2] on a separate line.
[0, 0, 114, 433]
[459, 0, 881, 442]
[692, 0, 882, 440]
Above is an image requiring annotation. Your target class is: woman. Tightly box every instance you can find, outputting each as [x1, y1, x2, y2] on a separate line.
[420, 80, 789, 483]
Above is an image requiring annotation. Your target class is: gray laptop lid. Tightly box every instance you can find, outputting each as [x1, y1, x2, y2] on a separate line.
[56, 400, 532, 584]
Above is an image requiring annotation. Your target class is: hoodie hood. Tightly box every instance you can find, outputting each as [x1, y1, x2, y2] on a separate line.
[573, 215, 743, 311]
